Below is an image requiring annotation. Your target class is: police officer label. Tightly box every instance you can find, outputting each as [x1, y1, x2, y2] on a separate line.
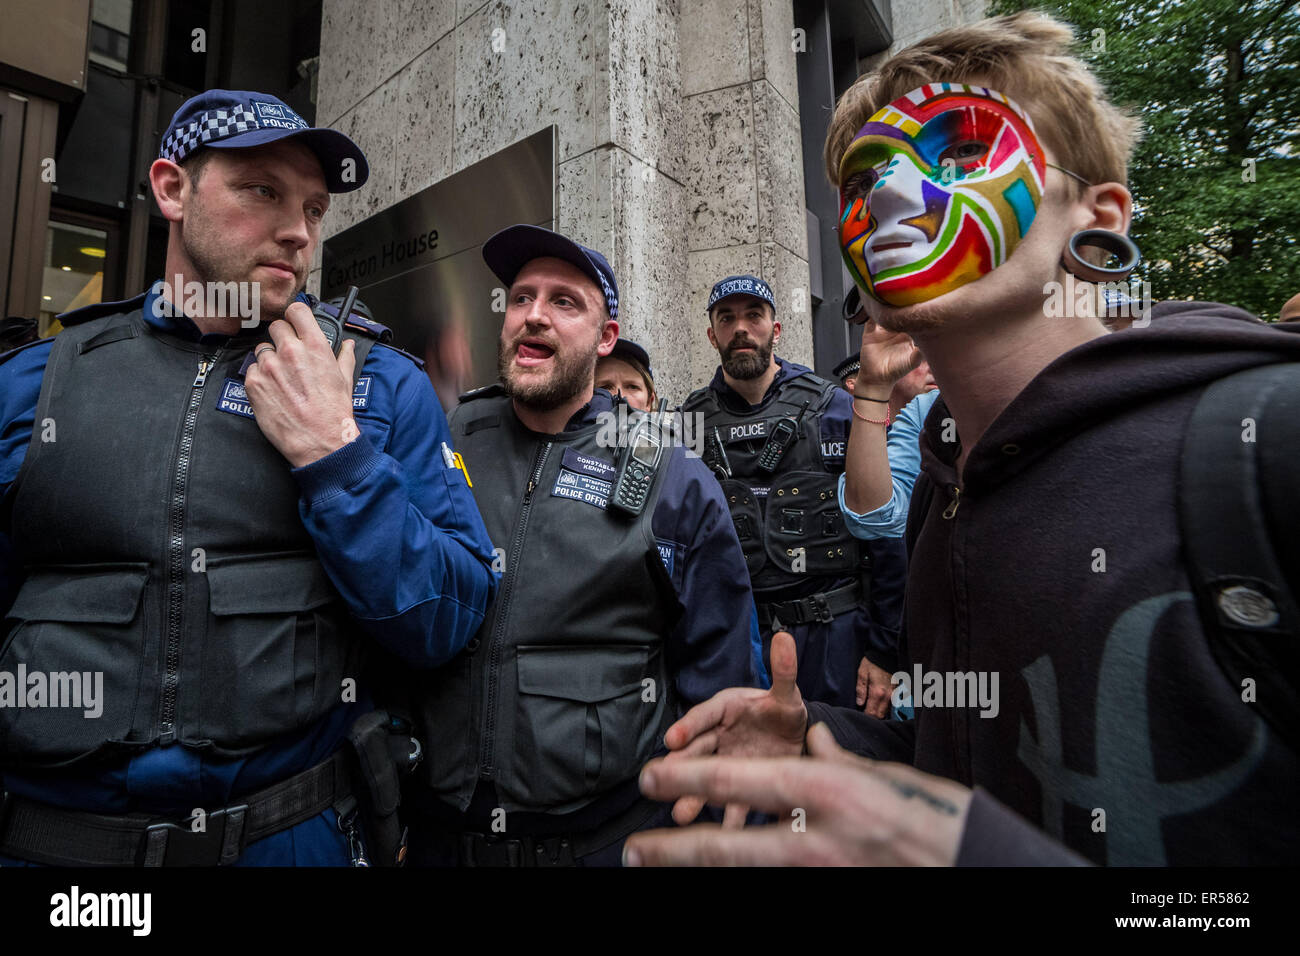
[217, 378, 255, 419]
[561, 447, 616, 481]
[353, 375, 372, 410]
[552, 468, 612, 509]
[726, 420, 768, 443]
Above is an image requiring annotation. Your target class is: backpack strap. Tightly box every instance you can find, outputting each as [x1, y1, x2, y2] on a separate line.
[1179, 362, 1300, 750]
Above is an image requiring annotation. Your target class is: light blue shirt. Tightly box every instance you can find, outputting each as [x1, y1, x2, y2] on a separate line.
[837, 388, 941, 540]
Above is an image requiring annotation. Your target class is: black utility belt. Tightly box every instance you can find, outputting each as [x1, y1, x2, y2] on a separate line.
[0, 750, 351, 867]
[759, 581, 862, 626]
[440, 797, 661, 868]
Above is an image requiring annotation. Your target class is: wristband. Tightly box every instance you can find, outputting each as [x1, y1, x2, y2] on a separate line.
[852, 402, 890, 426]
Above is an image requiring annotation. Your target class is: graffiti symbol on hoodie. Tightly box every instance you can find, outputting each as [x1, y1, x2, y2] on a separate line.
[1017, 591, 1267, 865]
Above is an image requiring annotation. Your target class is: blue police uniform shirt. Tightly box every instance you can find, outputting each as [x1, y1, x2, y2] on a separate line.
[0, 286, 499, 865]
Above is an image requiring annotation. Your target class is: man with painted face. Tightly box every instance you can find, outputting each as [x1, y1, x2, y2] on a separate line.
[683, 276, 866, 709]
[404, 225, 763, 866]
[624, 11, 1300, 866]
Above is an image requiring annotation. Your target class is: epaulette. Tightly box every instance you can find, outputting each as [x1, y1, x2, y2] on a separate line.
[312, 298, 394, 343]
[368, 340, 426, 371]
[458, 383, 507, 403]
[56, 292, 149, 328]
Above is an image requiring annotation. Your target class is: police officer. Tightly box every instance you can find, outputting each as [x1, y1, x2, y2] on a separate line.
[0, 90, 497, 866]
[405, 225, 764, 866]
[595, 338, 657, 412]
[683, 274, 867, 707]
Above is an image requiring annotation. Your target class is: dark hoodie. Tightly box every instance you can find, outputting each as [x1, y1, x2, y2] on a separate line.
[808, 302, 1300, 865]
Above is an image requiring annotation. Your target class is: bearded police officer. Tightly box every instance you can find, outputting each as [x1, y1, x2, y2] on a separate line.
[406, 225, 764, 866]
[683, 275, 867, 708]
[0, 90, 497, 866]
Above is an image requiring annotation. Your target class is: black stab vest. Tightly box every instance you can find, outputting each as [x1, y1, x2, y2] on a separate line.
[415, 389, 682, 815]
[683, 372, 862, 595]
[1, 305, 374, 767]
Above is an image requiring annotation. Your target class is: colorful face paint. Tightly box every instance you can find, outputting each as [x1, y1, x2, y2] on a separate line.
[838, 84, 1047, 307]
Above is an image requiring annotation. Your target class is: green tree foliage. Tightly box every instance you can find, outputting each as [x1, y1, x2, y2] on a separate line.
[988, 0, 1299, 319]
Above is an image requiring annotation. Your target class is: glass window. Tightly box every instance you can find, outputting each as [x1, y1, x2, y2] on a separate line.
[40, 222, 109, 335]
[89, 0, 133, 72]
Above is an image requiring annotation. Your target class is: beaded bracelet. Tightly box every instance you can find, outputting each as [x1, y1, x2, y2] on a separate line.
[851, 402, 890, 426]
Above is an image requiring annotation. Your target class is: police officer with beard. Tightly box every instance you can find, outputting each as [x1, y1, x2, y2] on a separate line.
[405, 226, 764, 865]
[684, 275, 866, 708]
[0, 91, 497, 866]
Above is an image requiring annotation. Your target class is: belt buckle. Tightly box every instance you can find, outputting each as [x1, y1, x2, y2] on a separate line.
[139, 804, 248, 867]
[811, 593, 833, 624]
[461, 832, 525, 867]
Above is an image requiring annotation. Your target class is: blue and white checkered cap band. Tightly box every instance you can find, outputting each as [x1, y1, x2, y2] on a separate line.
[159, 106, 260, 163]
[595, 270, 618, 318]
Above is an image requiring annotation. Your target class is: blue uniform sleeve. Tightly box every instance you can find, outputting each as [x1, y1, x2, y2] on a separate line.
[838, 389, 940, 540]
[290, 345, 498, 668]
[0, 339, 55, 616]
[652, 449, 766, 705]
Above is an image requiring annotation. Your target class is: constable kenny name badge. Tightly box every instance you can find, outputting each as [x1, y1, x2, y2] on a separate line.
[551, 448, 616, 510]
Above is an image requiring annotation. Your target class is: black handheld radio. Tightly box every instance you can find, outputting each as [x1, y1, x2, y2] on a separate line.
[609, 400, 668, 517]
[755, 399, 809, 473]
[313, 285, 356, 356]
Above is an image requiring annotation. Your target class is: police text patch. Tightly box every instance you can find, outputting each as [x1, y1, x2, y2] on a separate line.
[216, 378, 255, 419]
[353, 375, 372, 410]
[725, 420, 768, 443]
[551, 468, 611, 509]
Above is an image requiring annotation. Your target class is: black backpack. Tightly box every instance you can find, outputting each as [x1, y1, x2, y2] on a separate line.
[904, 362, 1300, 750]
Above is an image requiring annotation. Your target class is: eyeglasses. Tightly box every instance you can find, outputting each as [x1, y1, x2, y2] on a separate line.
[1046, 162, 1094, 187]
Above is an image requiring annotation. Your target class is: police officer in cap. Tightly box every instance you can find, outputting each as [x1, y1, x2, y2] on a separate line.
[0, 90, 497, 866]
[595, 338, 658, 412]
[684, 274, 867, 707]
[405, 225, 764, 865]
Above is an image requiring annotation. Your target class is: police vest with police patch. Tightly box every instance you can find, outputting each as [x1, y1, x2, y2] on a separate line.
[1, 297, 380, 767]
[413, 387, 682, 816]
[683, 371, 861, 595]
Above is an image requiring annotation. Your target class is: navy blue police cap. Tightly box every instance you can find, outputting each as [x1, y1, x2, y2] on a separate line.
[483, 224, 619, 318]
[609, 338, 653, 378]
[159, 90, 369, 193]
[707, 274, 775, 313]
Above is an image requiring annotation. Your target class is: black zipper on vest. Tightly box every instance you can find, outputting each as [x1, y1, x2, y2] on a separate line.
[159, 353, 219, 744]
[479, 439, 552, 779]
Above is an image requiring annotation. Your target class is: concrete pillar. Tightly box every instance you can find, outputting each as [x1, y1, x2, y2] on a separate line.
[680, 0, 812, 392]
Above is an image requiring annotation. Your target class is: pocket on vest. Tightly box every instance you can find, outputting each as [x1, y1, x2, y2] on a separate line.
[514, 644, 660, 809]
[763, 471, 857, 576]
[0, 563, 149, 762]
[203, 555, 346, 746]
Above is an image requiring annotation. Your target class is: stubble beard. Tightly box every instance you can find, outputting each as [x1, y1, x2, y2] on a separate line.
[498, 329, 601, 412]
[179, 194, 302, 322]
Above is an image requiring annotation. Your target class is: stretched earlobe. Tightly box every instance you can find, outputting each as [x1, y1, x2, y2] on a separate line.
[1061, 229, 1141, 283]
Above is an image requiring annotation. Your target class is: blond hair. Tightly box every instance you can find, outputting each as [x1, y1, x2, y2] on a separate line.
[824, 11, 1141, 190]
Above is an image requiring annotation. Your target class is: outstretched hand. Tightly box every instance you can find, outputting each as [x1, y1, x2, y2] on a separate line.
[625, 723, 973, 867]
[660, 631, 808, 826]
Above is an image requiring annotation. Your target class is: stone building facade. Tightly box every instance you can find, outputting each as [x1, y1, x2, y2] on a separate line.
[311, 0, 988, 402]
